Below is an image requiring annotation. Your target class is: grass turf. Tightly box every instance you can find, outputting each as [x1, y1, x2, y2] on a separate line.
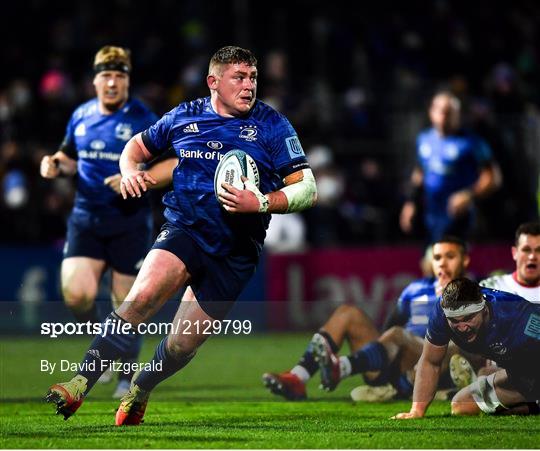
[1, 334, 539, 448]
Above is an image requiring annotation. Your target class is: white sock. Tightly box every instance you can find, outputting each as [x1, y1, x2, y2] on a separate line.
[291, 365, 310, 383]
[339, 356, 352, 379]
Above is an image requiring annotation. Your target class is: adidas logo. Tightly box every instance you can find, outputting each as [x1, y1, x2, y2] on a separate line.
[183, 123, 199, 133]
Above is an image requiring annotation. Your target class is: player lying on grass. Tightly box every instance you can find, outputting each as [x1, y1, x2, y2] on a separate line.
[263, 236, 481, 401]
[448, 221, 540, 385]
[45, 45, 317, 426]
[393, 277, 540, 418]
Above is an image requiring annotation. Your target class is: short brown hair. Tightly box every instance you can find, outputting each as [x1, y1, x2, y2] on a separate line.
[515, 221, 540, 245]
[208, 46, 257, 76]
[441, 277, 483, 310]
[432, 235, 468, 255]
[93, 46, 132, 73]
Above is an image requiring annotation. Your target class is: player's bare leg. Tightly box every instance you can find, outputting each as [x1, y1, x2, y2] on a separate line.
[116, 249, 189, 325]
[451, 369, 537, 416]
[61, 257, 105, 323]
[116, 287, 213, 425]
[47, 249, 189, 419]
[320, 304, 380, 352]
[264, 304, 379, 400]
[378, 326, 424, 375]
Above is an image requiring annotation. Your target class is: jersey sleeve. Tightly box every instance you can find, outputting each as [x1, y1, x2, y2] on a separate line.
[479, 275, 500, 290]
[472, 135, 493, 166]
[425, 301, 451, 345]
[396, 286, 412, 321]
[58, 114, 77, 160]
[141, 107, 178, 156]
[268, 116, 310, 178]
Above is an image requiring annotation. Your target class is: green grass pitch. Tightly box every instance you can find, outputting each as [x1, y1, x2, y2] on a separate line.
[1, 334, 538, 448]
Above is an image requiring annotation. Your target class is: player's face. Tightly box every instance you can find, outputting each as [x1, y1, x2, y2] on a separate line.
[208, 63, 257, 117]
[93, 70, 129, 113]
[512, 233, 540, 286]
[446, 309, 486, 343]
[432, 242, 469, 290]
[429, 95, 460, 135]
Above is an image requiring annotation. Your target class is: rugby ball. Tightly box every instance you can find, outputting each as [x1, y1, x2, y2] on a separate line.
[214, 149, 259, 202]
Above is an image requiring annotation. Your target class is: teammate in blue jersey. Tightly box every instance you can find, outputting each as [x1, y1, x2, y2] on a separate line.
[400, 91, 501, 243]
[45, 46, 317, 425]
[263, 236, 472, 401]
[40, 46, 159, 398]
[393, 277, 540, 418]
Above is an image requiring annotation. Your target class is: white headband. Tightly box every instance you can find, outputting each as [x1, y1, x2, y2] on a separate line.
[443, 299, 485, 318]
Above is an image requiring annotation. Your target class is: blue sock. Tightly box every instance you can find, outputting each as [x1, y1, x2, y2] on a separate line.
[119, 335, 143, 382]
[135, 337, 195, 391]
[298, 342, 318, 376]
[393, 374, 413, 398]
[72, 303, 99, 324]
[77, 312, 138, 394]
[348, 341, 388, 375]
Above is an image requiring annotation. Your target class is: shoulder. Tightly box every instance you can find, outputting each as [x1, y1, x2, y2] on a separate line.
[457, 128, 490, 149]
[482, 286, 526, 306]
[417, 128, 435, 141]
[480, 274, 506, 289]
[250, 100, 291, 127]
[401, 277, 436, 299]
[72, 98, 98, 121]
[183, 97, 209, 117]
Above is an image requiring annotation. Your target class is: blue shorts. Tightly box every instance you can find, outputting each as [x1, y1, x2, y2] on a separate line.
[64, 210, 153, 276]
[151, 222, 259, 320]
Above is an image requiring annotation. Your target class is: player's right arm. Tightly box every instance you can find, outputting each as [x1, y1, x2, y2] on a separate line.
[400, 166, 424, 234]
[393, 340, 447, 419]
[40, 151, 77, 178]
[119, 133, 158, 199]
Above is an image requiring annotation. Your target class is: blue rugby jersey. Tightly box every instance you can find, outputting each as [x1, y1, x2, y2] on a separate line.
[396, 277, 439, 337]
[60, 98, 158, 216]
[426, 288, 540, 374]
[416, 128, 493, 238]
[141, 97, 310, 256]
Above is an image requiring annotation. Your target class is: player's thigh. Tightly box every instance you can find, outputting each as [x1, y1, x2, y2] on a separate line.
[111, 271, 137, 309]
[167, 287, 215, 355]
[116, 249, 190, 325]
[322, 304, 379, 351]
[452, 369, 528, 415]
[378, 327, 423, 371]
[396, 334, 424, 373]
[61, 257, 106, 305]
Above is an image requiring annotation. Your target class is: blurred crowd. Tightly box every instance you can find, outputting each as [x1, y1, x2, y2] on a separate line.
[2, 0, 539, 247]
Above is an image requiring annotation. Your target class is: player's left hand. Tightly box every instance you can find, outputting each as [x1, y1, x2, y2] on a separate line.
[218, 177, 265, 213]
[448, 189, 473, 217]
[120, 170, 157, 199]
[104, 173, 123, 194]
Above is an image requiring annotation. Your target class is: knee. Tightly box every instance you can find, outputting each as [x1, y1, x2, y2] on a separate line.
[450, 400, 478, 416]
[381, 326, 404, 343]
[62, 284, 96, 311]
[334, 304, 358, 318]
[451, 390, 479, 416]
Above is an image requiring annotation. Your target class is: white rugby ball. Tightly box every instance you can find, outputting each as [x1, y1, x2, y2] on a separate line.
[214, 149, 260, 203]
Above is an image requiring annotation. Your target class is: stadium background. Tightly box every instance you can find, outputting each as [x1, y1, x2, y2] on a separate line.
[1, 2, 540, 448]
[2, 0, 539, 332]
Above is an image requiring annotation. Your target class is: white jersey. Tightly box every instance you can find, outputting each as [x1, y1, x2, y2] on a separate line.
[480, 273, 540, 304]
